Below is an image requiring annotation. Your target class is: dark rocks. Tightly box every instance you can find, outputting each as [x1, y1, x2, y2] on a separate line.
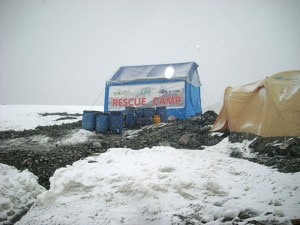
[171, 207, 291, 225]
[0, 144, 107, 189]
[230, 148, 243, 158]
[229, 132, 257, 143]
[200, 110, 218, 125]
[229, 133, 300, 173]
[39, 112, 82, 117]
[121, 114, 222, 150]
[238, 209, 259, 220]
[289, 141, 300, 157]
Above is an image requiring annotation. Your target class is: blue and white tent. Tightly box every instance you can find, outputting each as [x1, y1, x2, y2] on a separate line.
[104, 62, 202, 119]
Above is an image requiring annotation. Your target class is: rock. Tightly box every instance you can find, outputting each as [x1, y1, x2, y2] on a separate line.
[92, 142, 102, 148]
[205, 136, 220, 146]
[291, 218, 300, 225]
[201, 214, 214, 223]
[179, 134, 191, 145]
[201, 111, 218, 125]
[290, 145, 300, 157]
[245, 220, 265, 225]
[238, 209, 258, 220]
[238, 211, 251, 219]
[178, 125, 185, 130]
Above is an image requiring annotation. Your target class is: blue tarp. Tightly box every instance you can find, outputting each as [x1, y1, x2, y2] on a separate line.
[104, 62, 201, 119]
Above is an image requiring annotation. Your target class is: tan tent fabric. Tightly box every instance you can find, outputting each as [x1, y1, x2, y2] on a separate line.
[211, 71, 300, 137]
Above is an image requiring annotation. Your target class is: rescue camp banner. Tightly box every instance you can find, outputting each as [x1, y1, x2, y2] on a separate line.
[108, 81, 185, 111]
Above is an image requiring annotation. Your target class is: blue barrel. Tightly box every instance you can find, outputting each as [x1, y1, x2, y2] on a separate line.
[143, 108, 156, 125]
[82, 111, 99, 131]
[137, 107, 144, 118]
[143, 107, 156, 118]
[137, 117, 149, 127]
[125, 107, 138, 128]
[156, 106, 168, 123]
[109, 111, 123, 134]
[95, 113, 110, 133]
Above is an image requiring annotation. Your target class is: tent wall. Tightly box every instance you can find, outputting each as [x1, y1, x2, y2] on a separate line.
[165, 82, 201, 119]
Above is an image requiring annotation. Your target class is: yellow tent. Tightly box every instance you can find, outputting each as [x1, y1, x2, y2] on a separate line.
[211, 71, 300, 137]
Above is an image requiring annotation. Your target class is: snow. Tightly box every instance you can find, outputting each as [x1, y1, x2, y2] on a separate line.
[14, 142, 300, 225]
[0, 164, 45, 224]
[59, 129, 96, 146]
[0, 105, 300, 225]
[0, 105, 103, 131]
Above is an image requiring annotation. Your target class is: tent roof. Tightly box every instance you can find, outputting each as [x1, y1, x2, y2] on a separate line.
[107, 62, 200, 86]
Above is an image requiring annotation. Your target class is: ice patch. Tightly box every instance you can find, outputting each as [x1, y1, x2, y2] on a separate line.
[59, 129, 95, 145]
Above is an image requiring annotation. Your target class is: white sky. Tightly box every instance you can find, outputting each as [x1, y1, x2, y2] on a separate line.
[0, 0, 299, 108]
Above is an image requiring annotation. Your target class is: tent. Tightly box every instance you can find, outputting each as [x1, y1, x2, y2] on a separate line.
[211, 70, 300, 137]
[104, 62, 201, 119]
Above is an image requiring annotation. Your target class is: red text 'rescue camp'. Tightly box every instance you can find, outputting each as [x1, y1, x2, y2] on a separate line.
[111, 96, 182, 107]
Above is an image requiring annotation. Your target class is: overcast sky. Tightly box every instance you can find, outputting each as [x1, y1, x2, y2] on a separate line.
[0, 0, 299, 109]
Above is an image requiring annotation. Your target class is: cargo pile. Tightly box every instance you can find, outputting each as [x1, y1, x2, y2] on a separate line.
[82, 106, 168, 134]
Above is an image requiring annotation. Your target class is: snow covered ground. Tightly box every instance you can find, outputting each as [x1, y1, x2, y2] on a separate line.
[0, 164, 45, 224]
[0, 105, 299, 225]
[0, 105, 103, 131]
